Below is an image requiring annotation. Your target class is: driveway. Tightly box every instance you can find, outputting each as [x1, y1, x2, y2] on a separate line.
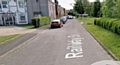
[0, 26, 36, 36]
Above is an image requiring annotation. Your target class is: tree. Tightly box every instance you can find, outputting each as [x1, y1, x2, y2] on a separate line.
[67, 10, 78, 16]
[74, 1, 84, 14]
[81, 0, 90, 14]
[101, 0, 116, 18]
[67, 9, 73, 15]
[93, 0, 101, 17]
[85, 2, 91, 16]
[113, 0, 120, 18]
[89, 2, 94, 16]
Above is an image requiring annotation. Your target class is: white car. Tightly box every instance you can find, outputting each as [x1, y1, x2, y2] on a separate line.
[67, 15, 73, 19]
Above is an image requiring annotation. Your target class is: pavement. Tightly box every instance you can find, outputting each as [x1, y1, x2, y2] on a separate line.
[0, 26, 38, 59]
[0, 25, 50, 57]
[0, 26, 36, 36]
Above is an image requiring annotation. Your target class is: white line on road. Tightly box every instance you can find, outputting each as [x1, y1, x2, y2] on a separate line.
[65, 34, 84, 59]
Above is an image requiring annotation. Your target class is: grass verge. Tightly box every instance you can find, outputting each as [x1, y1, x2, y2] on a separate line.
[0, 34, 20, 44]
[17, 24, 34, 29]
[78, 17, 120, 60]
[78, 17, 96, 23]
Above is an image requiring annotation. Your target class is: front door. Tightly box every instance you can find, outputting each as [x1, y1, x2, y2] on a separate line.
[2, 13, 16, 26]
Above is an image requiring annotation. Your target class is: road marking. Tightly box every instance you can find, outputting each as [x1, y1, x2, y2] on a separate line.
[0, 29, 48, 61]
[39, 30, 48, 34]
[65, 52, 83, 59]
[65, 34, 84, 59]
[67, 34, 80, 38]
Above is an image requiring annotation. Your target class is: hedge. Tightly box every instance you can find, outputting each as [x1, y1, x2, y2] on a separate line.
[94, 18, 120, 35]
[31, 16, 51, 28]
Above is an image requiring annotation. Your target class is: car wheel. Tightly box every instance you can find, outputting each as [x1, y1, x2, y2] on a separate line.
[51, 26, 53, 28]
[62, 25, 63, 27]
[59, 25, 62, 28]
[59, 26, 61, 28]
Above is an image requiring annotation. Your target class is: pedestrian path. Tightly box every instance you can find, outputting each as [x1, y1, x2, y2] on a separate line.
[0, 25, 49, 61]
[0, 26, 36, 36]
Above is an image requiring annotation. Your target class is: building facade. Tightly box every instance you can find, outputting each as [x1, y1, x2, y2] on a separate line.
[54, 0, 66, 18]
[0, 0, 65, 25]
[48, 0, 56, 20]
[27, 0, 56, 23]
[0, 0, 28, 25]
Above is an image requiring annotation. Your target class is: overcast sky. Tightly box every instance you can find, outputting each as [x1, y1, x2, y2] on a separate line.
[52, 0, 104, 10]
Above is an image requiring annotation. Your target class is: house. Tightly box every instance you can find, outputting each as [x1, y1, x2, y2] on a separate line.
[0, 0, 28, 25]
[54, 0, 66, 18]
[27, 0, 56, 23]
[0, 0, 56, 25]
[48, 0, 56, 20]
[60, 6, 66, 16]
[0, 0, 65, 25]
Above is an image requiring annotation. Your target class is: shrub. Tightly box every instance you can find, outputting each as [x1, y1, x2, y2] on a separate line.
[107, 19, 115, 30]
[0, 24, 3, 26]
[110, 21, 118, 33]
[104, 18, 109, 29]
[94, 17, 120, 35]
[104, 18, 110, 29]
[94, 19, 97, 25]
[117, 24, 120, 35]
[94, 18, 101, 26]
[31, 17, 40, 28]
[31, 16, 51, 28]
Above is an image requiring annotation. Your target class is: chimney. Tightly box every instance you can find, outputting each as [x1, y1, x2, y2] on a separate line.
[54, 0, 58, 4]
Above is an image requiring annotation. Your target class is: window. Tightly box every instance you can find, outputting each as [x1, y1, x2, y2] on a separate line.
[14, 0, 17, 2]
[18, 1, 24, 8]
[36, 0, 38, 2]
[2, 1, 8, 8]
[19, 14, 26, 23]
[20, 16, 25, 20]
[0, 3, 1, 9]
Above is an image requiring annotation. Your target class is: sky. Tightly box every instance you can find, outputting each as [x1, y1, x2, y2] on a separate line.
[52, 0, 104, 10]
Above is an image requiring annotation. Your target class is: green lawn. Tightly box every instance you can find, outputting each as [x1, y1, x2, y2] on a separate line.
[78, 17, 96, 23]
[78, 17, 120, 60]
[0, 34, 20, 44]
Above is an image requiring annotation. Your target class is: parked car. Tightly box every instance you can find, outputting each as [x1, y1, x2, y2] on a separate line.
[51, 19, 63, 28]
[67, 15, 73, 19]
[60, 16, 67, 24]
[77, 14, 88, 17]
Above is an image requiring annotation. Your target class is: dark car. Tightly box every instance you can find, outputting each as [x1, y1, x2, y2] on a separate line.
[60, 16, 67, 24]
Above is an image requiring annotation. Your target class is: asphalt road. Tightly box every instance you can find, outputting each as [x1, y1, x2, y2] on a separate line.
[0, 19, 113, 65]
